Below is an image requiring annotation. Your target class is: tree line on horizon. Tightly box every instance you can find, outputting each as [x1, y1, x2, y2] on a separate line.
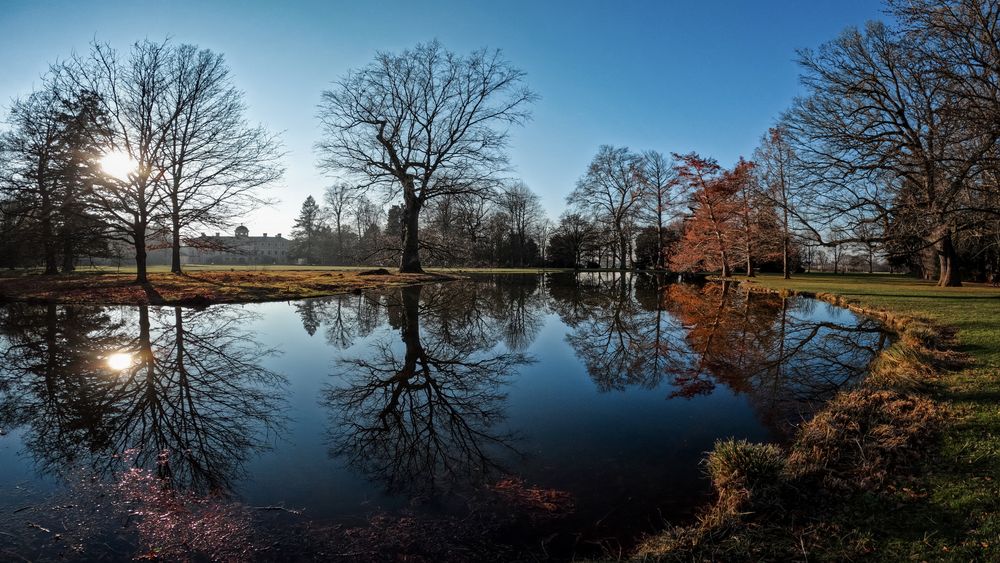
[290, 0, 1000, 286]
[3, 0, 999, 287]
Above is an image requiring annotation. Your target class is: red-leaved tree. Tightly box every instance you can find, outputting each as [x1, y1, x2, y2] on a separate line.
[670, 153, 741, 276]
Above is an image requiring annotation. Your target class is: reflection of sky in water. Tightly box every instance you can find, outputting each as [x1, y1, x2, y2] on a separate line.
[0, 275, 889, 540]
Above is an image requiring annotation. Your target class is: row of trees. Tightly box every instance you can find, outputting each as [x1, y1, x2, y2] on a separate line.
[0, 40, 282, 281]
[299, 43, 816, 278]
[288, 180, 551, 267]
[6, 0, 997, 286]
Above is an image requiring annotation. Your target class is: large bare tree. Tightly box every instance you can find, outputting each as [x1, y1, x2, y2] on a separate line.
[785, 20, 1000, 286]
[316, 40, 536, 273]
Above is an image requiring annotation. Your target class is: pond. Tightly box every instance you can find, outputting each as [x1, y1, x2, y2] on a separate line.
[0, 273, 890, 560]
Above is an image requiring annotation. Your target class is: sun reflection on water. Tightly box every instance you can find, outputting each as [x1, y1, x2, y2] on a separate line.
[105, 352, 135, 371]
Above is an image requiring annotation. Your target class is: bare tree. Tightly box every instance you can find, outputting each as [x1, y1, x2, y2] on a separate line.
[568, 145, 643, 269]
[496, 181, 544, 267]
[754, 127, 799, 279]
[317, 40, 536, 272]
[162, 44, 283, 273]
[636, 150, 682, 270]
[324, 182, 358, 264]
[59, 40, 184, 283]
[785, 20, 1000, 286]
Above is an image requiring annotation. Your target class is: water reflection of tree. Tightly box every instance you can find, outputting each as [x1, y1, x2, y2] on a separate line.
[296, 276, 548, 355]
[663, 282, 889, 429]
[549, 275, 889, 430]
[325, 284, 532, 495]
[549, 272, 688, 391]
[0, 304, 127, 460]
[0, 304, 285, 493]
[295, 293, 385, 346]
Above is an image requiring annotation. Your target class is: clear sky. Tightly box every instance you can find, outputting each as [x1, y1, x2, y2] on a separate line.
[0, 0, 887, 236]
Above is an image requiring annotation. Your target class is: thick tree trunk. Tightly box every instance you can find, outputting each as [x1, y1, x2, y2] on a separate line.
[720, 250, 731, 278]
[935, 228, 961, 287]
[399, 194, 423, 273]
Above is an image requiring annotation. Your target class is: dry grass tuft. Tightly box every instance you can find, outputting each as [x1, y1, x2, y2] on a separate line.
[786, 389, 943, 491]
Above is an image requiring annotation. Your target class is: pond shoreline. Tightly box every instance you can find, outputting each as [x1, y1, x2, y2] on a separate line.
[0, 269, 460, 307]
[638, 275, 959, 561]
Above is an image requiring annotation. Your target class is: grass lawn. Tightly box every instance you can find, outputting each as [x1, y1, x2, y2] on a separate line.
[746, 273, 1000, 560]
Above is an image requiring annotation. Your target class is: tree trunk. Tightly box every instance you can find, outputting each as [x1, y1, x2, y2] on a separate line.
[782, 239, 790, 279]
[720, 249, 731, 278]
[170, 193, 183, 274]
[61, 231, 75, 273]
[134, 224, 148, 284]
[399, 192, 423, 273]
[935, 228, 961, 287]
[782, 205, 790, 279]
[40, 191, 58, 275]
[618, 231, 628, 270]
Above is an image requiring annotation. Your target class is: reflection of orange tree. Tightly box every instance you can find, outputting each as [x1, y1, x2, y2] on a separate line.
[326, 285, 533, 495]
[664, 282, 890, 431]
[0, 303, 286, 494]
[549, 275, 890, 433]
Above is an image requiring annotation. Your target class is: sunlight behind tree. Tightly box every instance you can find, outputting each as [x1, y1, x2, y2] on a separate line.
[99, 150, 137, 182]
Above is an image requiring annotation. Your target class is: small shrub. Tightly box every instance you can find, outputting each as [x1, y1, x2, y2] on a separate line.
[706, 439, 785, 497]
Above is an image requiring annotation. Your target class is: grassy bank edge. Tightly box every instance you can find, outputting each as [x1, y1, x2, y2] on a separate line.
[634, 275, 970, 561]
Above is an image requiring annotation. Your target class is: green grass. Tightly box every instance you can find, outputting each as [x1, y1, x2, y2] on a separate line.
[746, 273, 1000, 561]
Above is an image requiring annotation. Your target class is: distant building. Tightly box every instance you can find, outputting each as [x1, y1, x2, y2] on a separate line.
[186, 226, 293, 265]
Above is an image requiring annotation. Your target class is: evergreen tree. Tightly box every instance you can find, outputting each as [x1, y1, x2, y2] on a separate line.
[291, 196, 325, 265]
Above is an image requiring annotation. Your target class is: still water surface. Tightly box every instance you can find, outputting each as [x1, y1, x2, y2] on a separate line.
[0, 273, 889, 558]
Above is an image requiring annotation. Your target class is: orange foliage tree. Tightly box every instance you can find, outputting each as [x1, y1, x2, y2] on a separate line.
[670, 153, 741, 276]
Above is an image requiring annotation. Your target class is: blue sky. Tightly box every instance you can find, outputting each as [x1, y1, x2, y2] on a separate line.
[0, 0, 886, 235]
